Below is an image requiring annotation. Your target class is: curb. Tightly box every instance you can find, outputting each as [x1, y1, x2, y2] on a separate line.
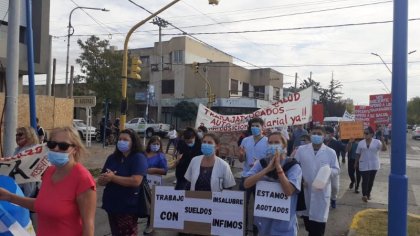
[347, 208, 420, 236]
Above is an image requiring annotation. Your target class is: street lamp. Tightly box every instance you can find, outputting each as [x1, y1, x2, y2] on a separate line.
[119, 0, 220, 130]
[377, 79, 391, 93]
[371, 52, 392, 74]
[65, 6, 109, 97]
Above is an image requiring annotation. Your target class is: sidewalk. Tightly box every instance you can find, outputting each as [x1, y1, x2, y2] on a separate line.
[81, 143, 420, 236]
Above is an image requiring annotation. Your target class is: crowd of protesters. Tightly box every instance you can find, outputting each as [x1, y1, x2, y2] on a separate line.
[0, 116, 387, 236]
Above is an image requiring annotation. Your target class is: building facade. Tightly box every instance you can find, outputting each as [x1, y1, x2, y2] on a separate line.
[0, 0, 51, 92]
[127, 36, 284, 126]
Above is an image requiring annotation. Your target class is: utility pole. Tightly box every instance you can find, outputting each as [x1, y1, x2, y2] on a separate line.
[52, 58, 56, 96]
[4, 0, 20, 156]
[69, 66, 74, 98]
[46, 36, 52, 96]
[294, 72, 298, 90]
[151, 17, 168, 122]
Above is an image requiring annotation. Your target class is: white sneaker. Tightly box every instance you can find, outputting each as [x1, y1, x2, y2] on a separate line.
[144, 226, 153, 234]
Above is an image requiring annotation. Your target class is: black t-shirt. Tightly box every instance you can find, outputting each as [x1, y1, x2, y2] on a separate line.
[325, 139, 344, 158]
[175, 139, 202, 180]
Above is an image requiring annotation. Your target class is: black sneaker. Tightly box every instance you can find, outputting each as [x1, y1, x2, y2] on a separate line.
[349, 182, 354, 189]
[354, 189, 360, 194]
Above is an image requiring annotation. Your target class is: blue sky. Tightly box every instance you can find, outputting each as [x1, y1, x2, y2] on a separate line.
[44, 0, 420, 105]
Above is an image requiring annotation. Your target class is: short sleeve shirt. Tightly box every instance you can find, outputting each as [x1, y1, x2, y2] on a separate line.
[101, 152, 148, 214]
[146, 152, 168, 173]
[244, 158, 302, 236]
[240, 136, 268, 177]
[34, 163, 96, 236]
[356, 139, 382, 171]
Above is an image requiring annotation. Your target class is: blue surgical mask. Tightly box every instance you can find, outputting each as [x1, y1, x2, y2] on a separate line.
[251, 127, 261, 136]
[201, 143, 215, 157]
[187, 141, 195, 147]
[150, 144, 160, 152]
[311, 135, 324, 145]
[47, 151, 70, 167]
[267, 144, 283, 156]
[117, 140, 130, 152]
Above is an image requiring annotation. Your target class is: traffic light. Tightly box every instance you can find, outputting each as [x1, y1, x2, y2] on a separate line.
[129, 56, 142, 79]
[192, 62, 200, 73]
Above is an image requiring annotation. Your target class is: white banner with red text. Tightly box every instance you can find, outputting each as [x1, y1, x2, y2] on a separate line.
[0, 144, 50, 184]
[195, 87, 313, 132]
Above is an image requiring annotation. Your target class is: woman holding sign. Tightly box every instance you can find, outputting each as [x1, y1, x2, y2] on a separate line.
[243, 132, 302, 236]
[0, 126, 97, 236]
[98, 129, 148, 236]
[144, 135, 168, 234]
[184, 133, 236, 192]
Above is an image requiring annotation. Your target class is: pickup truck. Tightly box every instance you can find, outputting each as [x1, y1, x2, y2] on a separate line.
[125, 117, 170, 138]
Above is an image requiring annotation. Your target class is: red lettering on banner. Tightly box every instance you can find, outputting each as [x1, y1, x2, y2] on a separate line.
[30, 156, 49, 178]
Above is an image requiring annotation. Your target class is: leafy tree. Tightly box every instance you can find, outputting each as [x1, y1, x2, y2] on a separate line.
[173, 101, 198, 125]
[75, 36, 123, 115]
[407, 97, 420, 124]
[299, 77, 325, 95]
[324, 77, 343, 103]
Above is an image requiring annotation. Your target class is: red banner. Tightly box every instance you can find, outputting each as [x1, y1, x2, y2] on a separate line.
[312, 104, 324, 124]
[369, 94, 392, 126]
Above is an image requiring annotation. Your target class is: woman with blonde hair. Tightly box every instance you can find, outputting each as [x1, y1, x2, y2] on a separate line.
[0, 126, 97, 236]
[14, 127, 40, 198]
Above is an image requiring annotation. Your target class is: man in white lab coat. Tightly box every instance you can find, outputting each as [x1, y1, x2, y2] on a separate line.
[295, 126, 340, 236]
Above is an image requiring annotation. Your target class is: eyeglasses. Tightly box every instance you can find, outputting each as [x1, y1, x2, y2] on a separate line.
[16, 133, 24, 137]
[47, 141, 75, 151]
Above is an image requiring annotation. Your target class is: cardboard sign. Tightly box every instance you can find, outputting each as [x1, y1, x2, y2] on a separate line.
[195, 87, 313, 132]
[152, 186, 245, 236]
[147, 174, 162, 186]
[0, 144, 50, 184]
[254, 181, 291, 221]
[339, 121, 364, 139]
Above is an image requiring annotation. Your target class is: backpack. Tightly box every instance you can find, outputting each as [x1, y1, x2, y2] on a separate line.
[259, 157, 306, 211]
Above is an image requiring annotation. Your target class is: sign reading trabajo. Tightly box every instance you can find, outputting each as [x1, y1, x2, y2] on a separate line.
[339, 121, 364, 139]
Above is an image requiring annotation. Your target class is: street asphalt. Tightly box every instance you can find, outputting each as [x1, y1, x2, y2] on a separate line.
[82, 133, 420, 236]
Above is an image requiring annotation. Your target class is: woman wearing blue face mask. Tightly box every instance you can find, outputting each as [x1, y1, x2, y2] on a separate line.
[174, 127, 202, 190]
[143, 135, 168, 234]
[98, 129, 148, 236]
[184, 133, 236, 192]
[244, 132, 302, 236]
[0, 126, 97, 236]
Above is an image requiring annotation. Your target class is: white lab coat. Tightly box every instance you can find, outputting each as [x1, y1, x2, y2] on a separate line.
[295, 143, 340, 223]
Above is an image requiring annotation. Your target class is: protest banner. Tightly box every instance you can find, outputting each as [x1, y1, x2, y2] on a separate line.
[312, 103, 324, 124]
[195, 87, 313, 132]
[0, 144, 49, 184]
[152, 186, 245, 236]
[369, 94, 392, 126]
[147, 174, 162, 186]
[254, 181, 291, 221]
[354, 105, 371, 128]
[339, 121, 364, 139]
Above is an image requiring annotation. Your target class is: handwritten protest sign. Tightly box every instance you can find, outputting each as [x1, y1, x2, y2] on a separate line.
[254, 181, 291, 221]
[147, 174, 162, 186]
[339, 121, 364, 139]
[369, 94, 392, 125]
[195, 87, 313, 132]
[0, 144, 49, 184]
[354, 105, 371, 128]
[152, 186, 245, 236]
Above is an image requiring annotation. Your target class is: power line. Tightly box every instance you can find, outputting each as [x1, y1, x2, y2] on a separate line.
[165, 18, 420, 35]
[174, 0, 391, 29]
[127, 0, 260, 68]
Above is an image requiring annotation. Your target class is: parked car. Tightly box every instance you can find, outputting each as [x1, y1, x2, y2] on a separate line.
[125, 117, 170, 138]
[412, 127, 420, 140]
[73, 119, 96, 140]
